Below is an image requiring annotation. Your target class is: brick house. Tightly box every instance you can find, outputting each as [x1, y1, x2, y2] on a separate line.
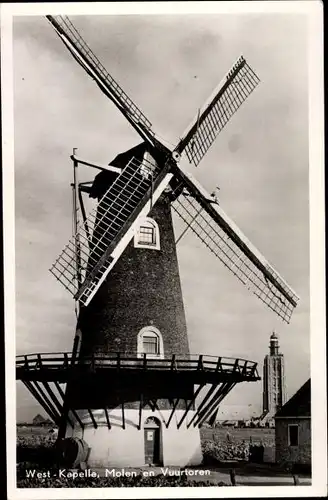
[274, 379, 311, 467]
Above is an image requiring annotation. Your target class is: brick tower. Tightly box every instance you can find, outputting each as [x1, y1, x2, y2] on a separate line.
[262, 332, 287, 420]
[60, 145, 202, 467]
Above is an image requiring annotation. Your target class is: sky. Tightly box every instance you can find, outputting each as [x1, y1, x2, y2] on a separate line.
[12, 10, 310, 422]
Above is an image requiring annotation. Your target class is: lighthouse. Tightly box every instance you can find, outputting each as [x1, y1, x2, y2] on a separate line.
[262, 332, 287, 421]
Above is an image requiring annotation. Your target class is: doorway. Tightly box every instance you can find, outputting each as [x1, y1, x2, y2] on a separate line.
[144, 417, 161, 465]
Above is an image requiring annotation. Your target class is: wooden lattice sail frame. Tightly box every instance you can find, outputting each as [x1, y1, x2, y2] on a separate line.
[47, 15, 299, 322]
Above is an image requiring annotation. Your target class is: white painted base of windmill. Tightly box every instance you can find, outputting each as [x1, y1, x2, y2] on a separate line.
[65, 409, 203, 467]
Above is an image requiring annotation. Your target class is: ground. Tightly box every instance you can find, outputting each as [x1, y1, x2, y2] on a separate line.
[16, 425, 311, 487]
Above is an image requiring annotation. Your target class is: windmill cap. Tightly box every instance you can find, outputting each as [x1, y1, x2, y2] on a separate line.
[270, 332, 279, 341]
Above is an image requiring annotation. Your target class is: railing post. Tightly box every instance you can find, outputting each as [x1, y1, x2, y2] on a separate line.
[117, 352, 121, 370]
[215, 357, 222, 372]
[197, 355, 204, 371]
[292, 474, 300, 485]
[250, 362, 258, 377]
[64, 353, 68, 368]
[143, 353, 147, 370]
[230, 468, 237, 486]
[171, 354, 177, 370]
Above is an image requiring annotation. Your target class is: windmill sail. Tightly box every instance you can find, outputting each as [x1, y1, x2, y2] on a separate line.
[171, 165, 299, 323]
[50, 152, 173, 306]
[46, 15, 159, 148]
[47, 17, 297, 321]
[174, 56, 260, 167]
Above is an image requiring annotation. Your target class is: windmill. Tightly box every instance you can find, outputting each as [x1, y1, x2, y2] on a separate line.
[16, 15, 299, 469]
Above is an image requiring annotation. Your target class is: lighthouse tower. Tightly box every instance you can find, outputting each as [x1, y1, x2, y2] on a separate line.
[262, 332, 287, 421]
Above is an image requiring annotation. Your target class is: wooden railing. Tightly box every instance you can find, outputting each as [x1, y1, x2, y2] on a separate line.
[16, 352, 259, 379]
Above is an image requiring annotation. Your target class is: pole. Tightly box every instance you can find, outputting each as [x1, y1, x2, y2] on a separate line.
[72, 148, 82, 317]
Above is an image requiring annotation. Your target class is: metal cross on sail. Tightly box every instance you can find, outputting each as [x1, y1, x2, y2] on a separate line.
[48, 15, 299, 322]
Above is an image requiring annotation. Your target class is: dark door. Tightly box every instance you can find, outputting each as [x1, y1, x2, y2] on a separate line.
[144, 427, 160, 465]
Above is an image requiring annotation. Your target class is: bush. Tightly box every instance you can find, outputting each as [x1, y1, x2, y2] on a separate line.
[202, 439, 249, 464]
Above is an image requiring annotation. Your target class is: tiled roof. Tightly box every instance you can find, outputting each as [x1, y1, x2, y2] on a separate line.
[275, 379, 311, 418]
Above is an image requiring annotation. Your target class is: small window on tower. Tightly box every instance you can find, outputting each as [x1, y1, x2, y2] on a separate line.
[137, 326, 164, 359]
[134, 218, 160, 250]
[143, 335, 159, 355]
[139, 225, 156, 246]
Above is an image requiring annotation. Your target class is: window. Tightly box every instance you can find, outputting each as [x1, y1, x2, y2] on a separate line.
[134, 218, 160, 250]
[288, 424, 299, 446]
[137, 326, 164, 359]
[139, 225, 156, 246]
[143, 335, 159, 355]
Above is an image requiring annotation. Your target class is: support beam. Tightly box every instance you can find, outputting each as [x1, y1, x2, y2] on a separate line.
[207, 408, 219, 428]
[78, 186, 91, 243]
[143, 399, 153, 411]
[166, 398, 180, 428]
[196, 382, 236, 427]
[63, 353, 69, 368]
[57, 390, 72, 439]
[197, 355, 204, 371]
[54, 380, 76, 429]
[250, 363, 258, 377]
[193, 382, 230, 427]
[187, 384, 217, 428]
[150, 399, 160, 412]
[138, 394, 143, 430]
[23, 381, 59, 424]
[177, 384, 204, 429]
[233, 358, 240, 374]
[33, 381, 62, 422]
[42, 381, 64, 415]
[88, 409, 98, 429]
[122, 403, 125, 429]
[70, 154, 122, 174]
[215, 357, 222, 372]
[53, 381, 66, 401]
[37, 353, 42, 369]
[71, 335, 80, 365]
[104, 407, 111, 429]
[242, 360, 248, 376]
[55, 382, 85, 433]
[68, 407, 84, 430]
